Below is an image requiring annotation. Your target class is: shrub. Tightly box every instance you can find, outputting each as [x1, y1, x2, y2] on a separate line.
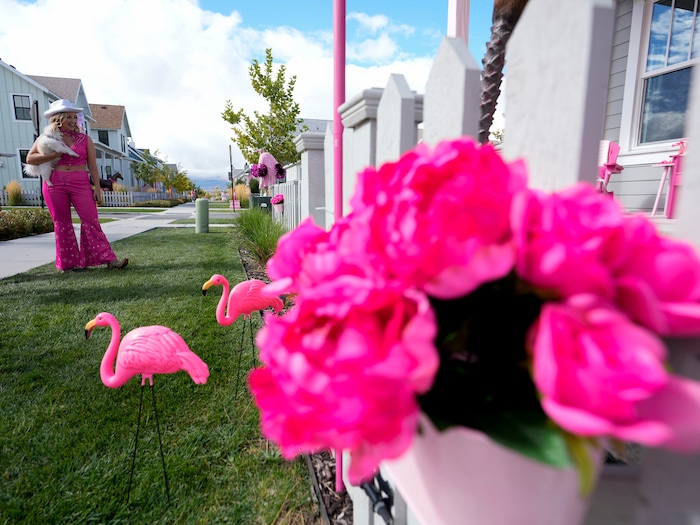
[6, 180, 23, 206]
[233, 208, 287, 267]
[249, 177, 260, 195]
[0, 208, 53, 241]
[130, 199, 182, 208]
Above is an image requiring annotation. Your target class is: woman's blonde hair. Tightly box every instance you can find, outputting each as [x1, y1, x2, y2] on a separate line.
[48, 113, 71, 132]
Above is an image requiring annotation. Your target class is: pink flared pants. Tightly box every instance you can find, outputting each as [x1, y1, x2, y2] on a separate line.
[42, 170, 117, 271]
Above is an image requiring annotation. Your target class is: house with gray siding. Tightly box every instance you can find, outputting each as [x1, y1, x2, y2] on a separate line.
[605, 0, 694, 214]
[0, 60, 59, 191]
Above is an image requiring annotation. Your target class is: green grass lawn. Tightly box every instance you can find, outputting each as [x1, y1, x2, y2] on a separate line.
[96, 208, 166, 213]
[0, 228, 319, 524]
[171, 218, 239, 225]
[73, 217, 117, 224]
[208, 202, 233, 209]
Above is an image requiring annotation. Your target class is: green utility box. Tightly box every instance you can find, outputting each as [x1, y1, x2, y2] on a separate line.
[195, 198, 209, 233]
[251, 195, 272, 213]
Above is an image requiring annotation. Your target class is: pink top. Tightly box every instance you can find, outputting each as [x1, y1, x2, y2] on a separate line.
[55, 132, 88, 167]
[258, 152, 278, 188]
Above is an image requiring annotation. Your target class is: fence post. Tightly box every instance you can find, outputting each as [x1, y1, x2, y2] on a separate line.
[501, 0, 615, 191]
[376, 74, 423, 165]
[338, 87, 383, 216]
[422, 37, 481, 145]
[295, 131, 326, 229]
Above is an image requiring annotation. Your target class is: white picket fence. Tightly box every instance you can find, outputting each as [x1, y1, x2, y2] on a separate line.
[0, 189, 44, 207]
[288, 0, 700, 523]
[268, 170, 302, 232]
[0, 189, 185, 207]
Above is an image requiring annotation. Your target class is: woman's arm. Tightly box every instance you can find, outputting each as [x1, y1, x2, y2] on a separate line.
[86, 136, 103, 204]
[26, 141, 61, 165]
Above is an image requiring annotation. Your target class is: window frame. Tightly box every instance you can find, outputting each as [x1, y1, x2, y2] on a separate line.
[620, 0, 699, 159]
[10, 93, 32, 122]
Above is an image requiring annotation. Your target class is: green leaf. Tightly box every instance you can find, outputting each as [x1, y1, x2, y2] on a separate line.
[475, 411, 573, 468]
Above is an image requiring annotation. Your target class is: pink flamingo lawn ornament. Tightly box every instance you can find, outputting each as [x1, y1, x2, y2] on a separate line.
[201, 274, 284, 325]
[202, 274, 284, 396]
[85, 312, 209, 503]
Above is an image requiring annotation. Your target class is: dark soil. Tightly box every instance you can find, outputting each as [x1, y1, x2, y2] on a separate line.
[239, 247, 354, 525]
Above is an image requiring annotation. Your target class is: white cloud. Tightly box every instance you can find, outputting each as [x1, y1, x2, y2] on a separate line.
[348, 12, 390, 34]
[0, 0, 438, 187]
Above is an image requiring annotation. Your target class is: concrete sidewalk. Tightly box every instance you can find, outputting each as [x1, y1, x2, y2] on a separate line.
[0, 202, 235, 280]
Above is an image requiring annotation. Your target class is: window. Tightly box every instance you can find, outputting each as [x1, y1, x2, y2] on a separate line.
[98, 130, 109, 145]
[13, 95, 31, 121]
[640, 0, 698, 144]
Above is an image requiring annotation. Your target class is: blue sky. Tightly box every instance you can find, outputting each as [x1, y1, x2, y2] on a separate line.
[199, 1, 495, 60]
[2, 0, 495, 186]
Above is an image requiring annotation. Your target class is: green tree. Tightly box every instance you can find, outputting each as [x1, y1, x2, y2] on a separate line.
[131, 149, 163, 188]
[170, 164, 192, 193]
[222, 48, 306, 166]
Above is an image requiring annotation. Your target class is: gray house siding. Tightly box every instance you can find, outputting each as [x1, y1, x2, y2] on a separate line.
[605, 0, 665, 213]
[603, 1, 631, 142]
[0, 61, 56, 191]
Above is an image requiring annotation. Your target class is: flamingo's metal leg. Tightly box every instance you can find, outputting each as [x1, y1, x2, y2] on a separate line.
[127, 385, 145, 503]
[248, 317, 256, 369]
[234, 318, 247, 398]
[150, 385, 171, 503]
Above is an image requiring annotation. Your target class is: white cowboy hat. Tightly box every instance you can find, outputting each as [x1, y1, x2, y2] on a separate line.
[43, 99, 83, 118]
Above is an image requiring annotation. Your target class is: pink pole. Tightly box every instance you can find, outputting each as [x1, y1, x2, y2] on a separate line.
[447, 0, 470, 42]
[334, 0, 345, 222]
[333, 0, 346, 492]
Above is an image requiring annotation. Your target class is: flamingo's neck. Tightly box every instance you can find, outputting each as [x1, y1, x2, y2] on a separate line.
[217, 281, 236, 326]
[100, 317, 127, 388]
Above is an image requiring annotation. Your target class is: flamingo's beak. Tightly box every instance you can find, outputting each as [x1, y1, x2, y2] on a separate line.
[85, 319, 97, 340]
[202, 280, 214, 296]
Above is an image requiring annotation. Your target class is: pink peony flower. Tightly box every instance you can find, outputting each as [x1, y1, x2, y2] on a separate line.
[531, 294, 700, 451]
[250, 277, 438, 483]
[511, 183, 626, 300]
[264, 217, 380, 296]
[350, 137, 528, 299]
[613, 214, 700, 336]
[251, 136, 700, 484]
[264, 218, 331, 294]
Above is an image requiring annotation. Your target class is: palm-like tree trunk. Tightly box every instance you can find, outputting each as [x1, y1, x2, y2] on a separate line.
[479, 0, 529, 145]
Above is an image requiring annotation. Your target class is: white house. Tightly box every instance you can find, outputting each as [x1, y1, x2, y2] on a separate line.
[88, 103, 138, 187]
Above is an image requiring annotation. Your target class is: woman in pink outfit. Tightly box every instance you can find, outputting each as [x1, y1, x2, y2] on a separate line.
[26, 99, 128, 272]
[257, 148, 279, 195]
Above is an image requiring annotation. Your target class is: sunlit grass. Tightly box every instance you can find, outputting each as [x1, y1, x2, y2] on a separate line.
[0, 228, 320, 524]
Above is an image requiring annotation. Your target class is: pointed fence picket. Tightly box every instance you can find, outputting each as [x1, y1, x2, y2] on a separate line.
[0, 189, 44, 207]
[286, 0, 700, 522]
